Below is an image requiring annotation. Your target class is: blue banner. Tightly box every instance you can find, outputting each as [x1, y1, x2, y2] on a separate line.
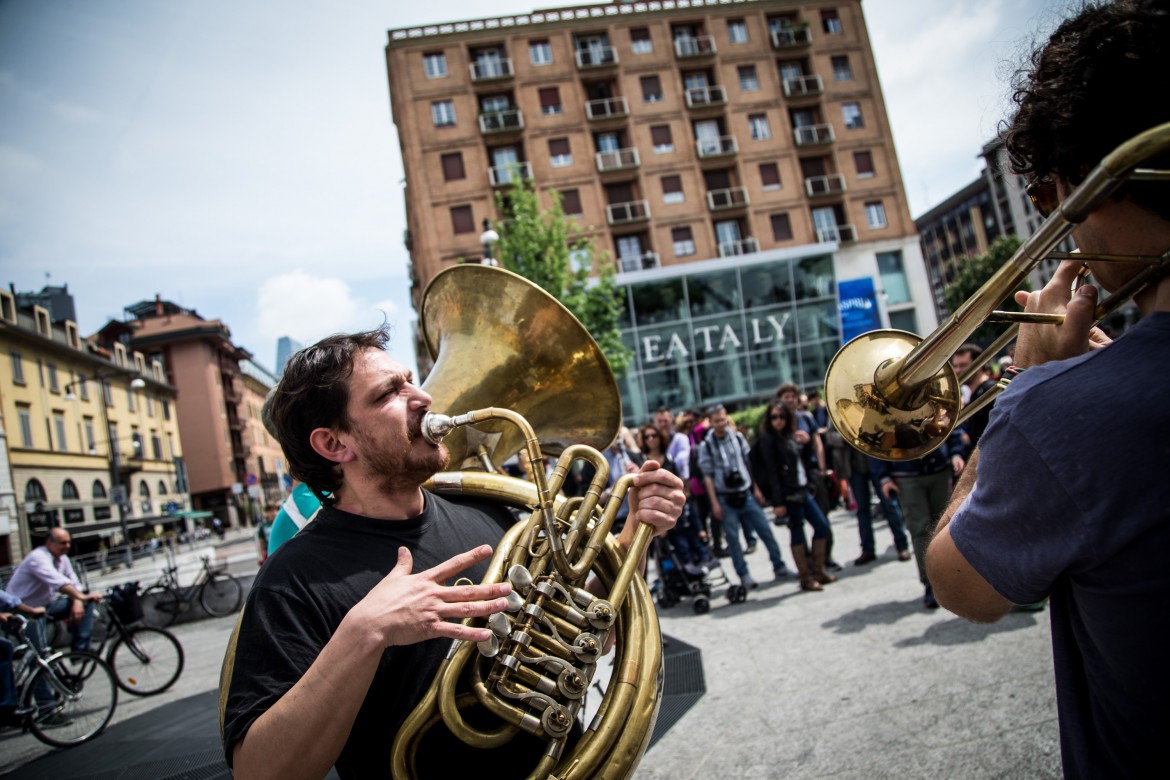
[837, 277, 881, 344]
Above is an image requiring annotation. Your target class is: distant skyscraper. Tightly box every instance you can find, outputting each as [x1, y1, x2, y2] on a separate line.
[275, 336, 303, 377]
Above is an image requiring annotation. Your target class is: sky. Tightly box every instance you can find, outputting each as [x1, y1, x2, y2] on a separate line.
[0, 0, 1075, 378]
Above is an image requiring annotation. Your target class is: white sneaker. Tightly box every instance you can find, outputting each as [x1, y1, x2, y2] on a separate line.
[741, 574, 758, 590]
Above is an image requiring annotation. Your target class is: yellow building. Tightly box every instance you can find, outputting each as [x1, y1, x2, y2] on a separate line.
[0, 286, 189, 564]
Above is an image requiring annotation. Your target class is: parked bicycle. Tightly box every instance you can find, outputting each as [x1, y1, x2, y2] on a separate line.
[82, 583, 185, 696]
[2, 614, 118, 748]
[139, 555, 242, 628]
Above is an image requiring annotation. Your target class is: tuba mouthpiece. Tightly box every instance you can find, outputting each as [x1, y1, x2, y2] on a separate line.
[421, 412, 455, 445]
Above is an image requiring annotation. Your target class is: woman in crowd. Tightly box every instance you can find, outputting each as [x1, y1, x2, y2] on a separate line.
[750, 400, 836, 591]
[640, 423, 715, 567]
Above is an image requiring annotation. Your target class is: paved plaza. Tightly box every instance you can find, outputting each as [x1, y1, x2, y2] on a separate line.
[2, 509, 1061, 778]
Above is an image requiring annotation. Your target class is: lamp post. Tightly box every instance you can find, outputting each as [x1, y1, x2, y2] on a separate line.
[480, 218, 500, 266]
[64, 371, 146, 568]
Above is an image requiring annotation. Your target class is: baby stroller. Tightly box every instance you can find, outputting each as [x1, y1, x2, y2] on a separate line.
[650, 537, 735, 614]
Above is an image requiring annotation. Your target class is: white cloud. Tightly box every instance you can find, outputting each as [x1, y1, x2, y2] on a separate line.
[256, 271, 398, 345]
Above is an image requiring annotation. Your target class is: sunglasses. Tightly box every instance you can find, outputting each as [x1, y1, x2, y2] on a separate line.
[1026, 176, 1058, 219]
[769, 414, 785, 421]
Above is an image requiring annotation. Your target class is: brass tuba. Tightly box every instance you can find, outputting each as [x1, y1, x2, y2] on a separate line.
[825, 122, 1170, 461]
[391, 265, 663, 779]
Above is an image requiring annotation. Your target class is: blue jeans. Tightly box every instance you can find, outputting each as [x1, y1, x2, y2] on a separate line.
[849, 471, 909, 555]
[0, 637, 16, 710]
[43, 597, 94, 652]
[784, 489, 831, 548]
[718, 493, 786, 579]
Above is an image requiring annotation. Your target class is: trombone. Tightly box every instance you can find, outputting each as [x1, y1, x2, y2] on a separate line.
[825, 122, 1170, 461]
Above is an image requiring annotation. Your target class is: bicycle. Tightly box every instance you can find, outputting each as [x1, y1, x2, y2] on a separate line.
[3, 614, 118, 748]
[83, 583, 185, 696]
[139, 555, 242, 627]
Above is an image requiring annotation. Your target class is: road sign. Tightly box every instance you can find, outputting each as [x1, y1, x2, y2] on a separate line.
[246, 473, 258, 486]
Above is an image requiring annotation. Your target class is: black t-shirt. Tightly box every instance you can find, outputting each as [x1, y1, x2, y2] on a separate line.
[222, 490, 524, 778]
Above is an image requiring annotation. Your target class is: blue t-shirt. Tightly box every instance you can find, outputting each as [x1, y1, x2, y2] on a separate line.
[267, 483, 322, 556]
[950, 312, 1170, 779]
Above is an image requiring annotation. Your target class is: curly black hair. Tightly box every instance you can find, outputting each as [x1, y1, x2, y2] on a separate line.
[266, 327, 391, 504]
[1006, 0, 1170, 218]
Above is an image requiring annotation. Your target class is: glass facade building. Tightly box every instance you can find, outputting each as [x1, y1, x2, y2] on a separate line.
[616, 251, 839, 423]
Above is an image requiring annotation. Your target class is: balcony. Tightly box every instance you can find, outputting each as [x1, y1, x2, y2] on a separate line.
[815, 224, 858, 243]
[695, 135, 738, 159]
[793, 123, 835, 146]
[674, 35, 716, 58]
[595, 147, 640, 173]
[469, 58, 514, 83]
[618, 252, 661, 273]
[585, 96, 630, 121]
[575, 46, 618, 69]
[805, 174, 846, 197]
[478, 108, 524, 135]
[783, 74, 824, 98]
[488, 162, 533, 187]
[684, 85, 727, 109]
[771, 26, 813, 49]
[706, 187, 749, 211]
[606, 200, 651, 226]
[717, 237, 760, 257]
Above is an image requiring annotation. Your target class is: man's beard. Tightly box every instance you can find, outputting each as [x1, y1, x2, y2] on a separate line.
[354, 415, 450, 493]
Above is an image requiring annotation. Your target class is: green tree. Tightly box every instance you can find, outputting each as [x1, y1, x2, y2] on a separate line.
[492, 178, 632, 375]
[941, 236, 1031, 345]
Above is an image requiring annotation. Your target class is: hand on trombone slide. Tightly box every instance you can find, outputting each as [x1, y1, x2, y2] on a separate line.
[1011, 260, 1113, 368]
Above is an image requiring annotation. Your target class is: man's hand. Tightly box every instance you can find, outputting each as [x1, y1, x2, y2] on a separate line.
[794, 429, 811, 445]
[881, 480, 899, 500]
[773, 505, 787, 519]
[19, 604, 46, 619]
[626, 461, 685, 538]
[1013, 260, 1112, 368]
[345, 545, 512, 648]
[951, 454, 965, 477]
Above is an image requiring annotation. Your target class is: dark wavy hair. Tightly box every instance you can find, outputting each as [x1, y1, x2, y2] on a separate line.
[757, 400, 795, 440]
[1005, 0, 1170, 218]
[266, 327, 391, 504]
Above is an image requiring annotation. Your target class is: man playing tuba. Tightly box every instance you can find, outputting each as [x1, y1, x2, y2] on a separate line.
[221, 328, 683, 778]
[926, 2, 1170, 777]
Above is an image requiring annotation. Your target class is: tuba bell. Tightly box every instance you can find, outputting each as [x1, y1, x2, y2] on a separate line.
[391, 265, 663, 779]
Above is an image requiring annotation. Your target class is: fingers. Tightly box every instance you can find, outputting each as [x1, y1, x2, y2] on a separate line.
[435, 593, 511, 620]
[422, 544, 494, 582]
[442, 581, 511, 604]
[1060, 284, 1098, 356]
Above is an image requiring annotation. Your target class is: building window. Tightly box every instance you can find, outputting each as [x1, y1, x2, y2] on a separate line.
[771, 213, 794, 241]
[431, 100, 456, 127]
[630, 27, 652, 54]
[878, 250, 911, 304]
[650, 124, 674, 153]
[84, 417, 95, 451]
[843, 102, 863, 129]
[549, 137, 573, 167]
[25, 478, 46, 502]
[47, 362, 59, 393]
[62, 479, 79, 500]
[748, 113, 771, 140]
[560, 189, 583, 215]
[162, 399, 171, 420]
[529, 39, 552, 65]
[737, 65, 759, 92]
[759, 162, 782, 191]
[661, 175, 684, 204]
[672, 226, 696, 257]
[854, 150, 875, 178]
[538, 87, 562, 115]
[865, 201, 888, 228]
[423, 52, 447, 78]
[10, 351, 24, 384]
[152, 433, 163, 460]
[146, 394, 154, 416]
[127, 386, 136, 412]
[727, 19, 748, 44]
[53, 412, 67, 451]
[441, 152, 466, 182]
[822, 9, 843, 34]
[640, 75, 663, 103]
[831, 55, 853, 81]
[450, 205, 475, 234]
[92, 479, 107, 499]
[17, 405, 33, 447]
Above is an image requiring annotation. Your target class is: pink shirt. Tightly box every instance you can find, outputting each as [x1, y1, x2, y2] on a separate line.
[5, 545, 81, 607]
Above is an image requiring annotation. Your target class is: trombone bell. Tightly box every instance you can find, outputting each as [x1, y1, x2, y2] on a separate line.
[825, 329, 961, 461]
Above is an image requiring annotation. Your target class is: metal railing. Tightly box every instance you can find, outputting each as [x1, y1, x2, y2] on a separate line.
[695, 135, 738, 158]
[469, 58, 514, 81]
[815, 224, 857, 243]
[804, 174, 847, 197]
[605, 199, 651, 225]
[783, 74, 824, 98]
[489, 162, 533, 187]
[771, 26, 813, 48]
[674, 35, 716, 57]
[793, 123, 835, 146]
[618, 252, 661, 273]
[717, 237, 760, 257]
[706, 187, 749, 211]
[575, 46, 618, 68]
[595, 147, 640, 172]
[585, 96, 630, 120]
[479, 108, 524, 134]
[684, 85, 727, 108]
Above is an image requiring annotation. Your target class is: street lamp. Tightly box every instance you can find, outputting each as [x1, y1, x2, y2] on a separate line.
[63, 370, 147, 568]
[480, 218, 500, 266]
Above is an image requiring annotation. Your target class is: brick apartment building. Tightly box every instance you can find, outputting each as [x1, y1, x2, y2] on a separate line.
[386, 0, 936, 420]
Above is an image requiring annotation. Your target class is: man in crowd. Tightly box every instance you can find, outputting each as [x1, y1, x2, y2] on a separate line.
[6, 527, 102, 652]
[222, 328, 683, 778]
[927, 2, 1169, 776]
[950, 343, 998, 455]
[0, 589, 44, 727]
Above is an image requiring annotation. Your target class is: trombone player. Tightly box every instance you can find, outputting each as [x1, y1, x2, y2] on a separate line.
[926, 1, 1169, 777]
